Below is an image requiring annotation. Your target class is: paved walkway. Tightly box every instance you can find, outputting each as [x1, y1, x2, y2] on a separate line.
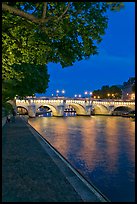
[2, 116, 108, 202]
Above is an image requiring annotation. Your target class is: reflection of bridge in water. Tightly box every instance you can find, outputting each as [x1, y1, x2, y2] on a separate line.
[13, 97, 135, 117]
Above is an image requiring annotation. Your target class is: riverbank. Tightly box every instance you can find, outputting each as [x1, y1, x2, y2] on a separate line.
[2, 116, 108, 202]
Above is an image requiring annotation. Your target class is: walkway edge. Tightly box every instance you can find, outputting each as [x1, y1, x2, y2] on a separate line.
[22, 117, 110, 202]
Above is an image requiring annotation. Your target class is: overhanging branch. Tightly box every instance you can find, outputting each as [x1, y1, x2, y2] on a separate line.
[58, 2, 70, 20]
[2, 2, 50, 24]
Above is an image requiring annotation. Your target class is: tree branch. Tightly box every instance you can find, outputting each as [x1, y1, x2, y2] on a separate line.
[2, 3, 50, 24]
[31, 3, 40, 14]
[42, 2, 47, 19]
[58, 2, 70, 20]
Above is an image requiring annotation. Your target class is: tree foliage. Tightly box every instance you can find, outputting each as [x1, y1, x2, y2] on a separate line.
[93, 85, 122, 99]
[2, 2, 124, 101]
[2, 64, 49, 103]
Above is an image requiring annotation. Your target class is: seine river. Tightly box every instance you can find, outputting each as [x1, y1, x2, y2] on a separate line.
[28, 115, 135, 202]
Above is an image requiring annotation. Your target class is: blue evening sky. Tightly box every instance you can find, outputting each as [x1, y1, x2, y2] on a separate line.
[36, 2, 135, 98]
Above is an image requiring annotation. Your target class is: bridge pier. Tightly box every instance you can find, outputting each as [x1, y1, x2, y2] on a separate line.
[85, 105, 92, 116]
[28, 103, 36, 118]
[76, 105, 92, 116]
[53, 104, 65, 116]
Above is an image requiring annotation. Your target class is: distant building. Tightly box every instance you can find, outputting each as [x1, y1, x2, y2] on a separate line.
[121, 77, 135, 100]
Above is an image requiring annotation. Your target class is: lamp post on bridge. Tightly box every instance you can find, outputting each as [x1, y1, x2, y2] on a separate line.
[84, 91, 88, 98]
[84, 91, 93, 101]
[78, 94, 81, 98]
[56, 90, 59, 97]
[89, 92, 93, 99]
[62, 90, 65, 97]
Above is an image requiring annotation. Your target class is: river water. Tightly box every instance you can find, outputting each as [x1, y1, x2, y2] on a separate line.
[28, 115, 135, 202]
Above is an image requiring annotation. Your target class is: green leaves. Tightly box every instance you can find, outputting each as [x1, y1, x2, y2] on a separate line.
[93, 85, 122, 99]
[2, 2, 124, 101]
[2, 64, 50, 102]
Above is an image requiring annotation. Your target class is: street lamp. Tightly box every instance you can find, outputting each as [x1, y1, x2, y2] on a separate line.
[56, 90, 59, 97]
[107, 93, 110, 98]
[79, 94, 81, 98]
[84, 91, 88, 96]
[112, 93, 115, 98]
[74, 94, 77, 98]
[62, 90, 65, 97]
[89, 92, 93, 99]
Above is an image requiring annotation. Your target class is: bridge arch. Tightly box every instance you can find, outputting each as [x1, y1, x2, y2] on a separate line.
[36, 105, 51, 112]
[93, 104, 109, 115]
[36, 104, 59, 116]
[112, 106, 133, 113]
[66, 103, 87, 115]
[16, 106, 28, 115]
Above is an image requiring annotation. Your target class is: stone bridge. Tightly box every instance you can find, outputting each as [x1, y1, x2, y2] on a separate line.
[13, 98, 135, 117]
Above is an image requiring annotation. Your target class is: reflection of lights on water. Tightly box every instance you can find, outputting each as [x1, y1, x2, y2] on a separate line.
[29, 116, 135, 202]
[64, 112, 76, 117]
